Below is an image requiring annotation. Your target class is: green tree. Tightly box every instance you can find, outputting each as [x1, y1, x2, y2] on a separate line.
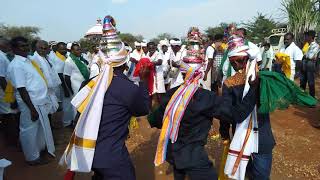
[281, 0, 319, 43]
[79, 38, 97, 52]
[243, 13, 278, 43]
[118, 33, 144, 47]
[0, 24, 40, 40]
[205, 23, 228, 37]
[150, 33, 174, 44]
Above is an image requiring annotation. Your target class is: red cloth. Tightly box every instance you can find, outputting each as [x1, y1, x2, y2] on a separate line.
[133, 58, 155, 95]
[64, 170, 75, 180]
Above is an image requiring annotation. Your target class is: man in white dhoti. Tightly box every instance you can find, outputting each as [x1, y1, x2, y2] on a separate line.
[49, 42, 74, 127]
[7, 37, 55, 165]
[146, 41, 166, 95]
[32, 40, 61, 118]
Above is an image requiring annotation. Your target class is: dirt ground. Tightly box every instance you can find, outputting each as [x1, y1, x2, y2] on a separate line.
[1, 80, 320, 180]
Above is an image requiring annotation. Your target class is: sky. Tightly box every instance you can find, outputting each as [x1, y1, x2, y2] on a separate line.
[1, 0, 283, 42]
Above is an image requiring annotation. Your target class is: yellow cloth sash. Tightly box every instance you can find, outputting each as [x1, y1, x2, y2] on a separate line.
[3, 60, 47, 103]
[219, 140, 230, 180]
[56, 51, 66, 61]
[302, 42, 310, 55]
[3, 81, 15, 103]
[275, 52, 291, 78]
[31, 60, 48, 85]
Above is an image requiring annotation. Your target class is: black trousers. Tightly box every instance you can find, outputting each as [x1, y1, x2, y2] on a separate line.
[300, 70, 316, 97]
[92, 159, 136, 180]
[173, 163, 217, 180]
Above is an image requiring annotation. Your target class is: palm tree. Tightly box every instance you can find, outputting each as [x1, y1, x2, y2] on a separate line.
[281, 0, 319, 43]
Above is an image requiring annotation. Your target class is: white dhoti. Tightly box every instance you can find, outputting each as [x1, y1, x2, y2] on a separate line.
[18, 101, 55, 161]
[62, 95, 75, 127]
[48, 88, 59, 114]
[153, 70, 166, 94]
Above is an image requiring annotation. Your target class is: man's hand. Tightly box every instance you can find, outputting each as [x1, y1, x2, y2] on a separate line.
[248, 75, 259, 88]
[30, 108, 39, 121]
[10, 101, 18, 109]
[130, 57, 138, 64]
[203, 74, 207, 81]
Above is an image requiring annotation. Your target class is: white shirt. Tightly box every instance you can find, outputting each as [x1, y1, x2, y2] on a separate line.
[205, 45, 215, 61]
[49, 52, 65, 74]
[130, 49, 144, 61]
[262, 47, 274, 71]
[160, 50, 171, 74]
[205, 45, 215, 72]
[279, 42, 303, 71]
[147, 51, 164, 73]
[306, 41, 320, 59]
[48, 51, 56, 62]
[63, 56, 86, 93]
[147, 51, 166, 93]
[168, 49, 186, 89]
[248, 41, 262, 62]
[32, 52, 61, 89]
[7, 55, 49, 105]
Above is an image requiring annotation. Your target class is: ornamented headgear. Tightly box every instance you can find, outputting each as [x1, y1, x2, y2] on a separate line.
[99, 15, 129, 67]
[182, 27, 205, 71]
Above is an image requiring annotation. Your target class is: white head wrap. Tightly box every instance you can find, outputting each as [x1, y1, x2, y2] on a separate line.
[170, 39, 182, 46]
[159, 39, 169, 47]
[66, 42, 72, 50]
[134, 41, 141, 47]
[141, 41, 147, 47]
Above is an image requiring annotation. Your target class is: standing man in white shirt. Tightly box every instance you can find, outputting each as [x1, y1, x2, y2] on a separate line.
[146, 41, 165, 108]
[159, 40, 170, 89]
[127, 41, 144, 81]
[7, 37, 55, 165]
[261, 43, 274, 71]
[301, 30, 319, 97]
[32, 40, 61, 118]
[168, 38, 185, 89]
[50, 42, 74, 127]
[203, 35, 215, 87]
[64, 43, 90, 118]
[279, 33, 303, 81]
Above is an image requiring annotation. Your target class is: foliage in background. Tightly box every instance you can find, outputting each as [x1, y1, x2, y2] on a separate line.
[243, 13, 278, 43]
[0, 24, 40, 40]
[205, 23, 229, 38]
[150, 33, 174, 44]
[281, 0, 319, 43]
[78, 38, 98, 52]
[119, 33, 144, 47]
